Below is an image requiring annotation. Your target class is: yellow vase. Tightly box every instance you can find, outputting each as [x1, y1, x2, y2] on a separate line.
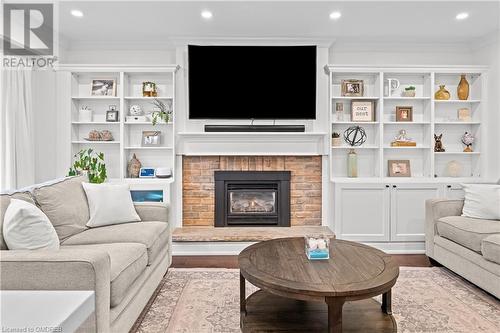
[457, 75, 469, 100]
[435, 85, 451, 100]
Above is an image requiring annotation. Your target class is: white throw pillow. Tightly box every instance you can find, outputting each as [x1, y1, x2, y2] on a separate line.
[461, 184, 500, 220]
[82, 183, 141, 227]
[3, 199, 60, 250]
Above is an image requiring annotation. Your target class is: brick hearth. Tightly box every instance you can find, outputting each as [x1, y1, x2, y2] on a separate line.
[182, 156, 322, 226]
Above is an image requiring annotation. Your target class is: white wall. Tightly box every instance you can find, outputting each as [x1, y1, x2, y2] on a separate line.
[329, 41, 476, 65]
[471, 32, 500, 180]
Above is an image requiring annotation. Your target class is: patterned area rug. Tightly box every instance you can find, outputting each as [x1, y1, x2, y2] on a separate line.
[132, 267, 500, 333]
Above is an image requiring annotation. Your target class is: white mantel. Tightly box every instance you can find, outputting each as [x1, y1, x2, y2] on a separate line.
[176, 132, 328, 156]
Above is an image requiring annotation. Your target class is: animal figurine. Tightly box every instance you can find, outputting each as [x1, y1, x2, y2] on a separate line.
[434, 134, 445, 152]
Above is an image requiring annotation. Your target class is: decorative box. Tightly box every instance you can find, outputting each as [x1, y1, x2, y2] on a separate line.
[305, 235, 330, 260]
[126, 116, 148, 123]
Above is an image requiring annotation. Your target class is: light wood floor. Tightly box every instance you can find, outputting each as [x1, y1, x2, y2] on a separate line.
[172, 254, 432, 268]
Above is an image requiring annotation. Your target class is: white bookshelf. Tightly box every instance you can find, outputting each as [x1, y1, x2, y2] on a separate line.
[61, 65, 178, 184]
[326, 66, 487, 181]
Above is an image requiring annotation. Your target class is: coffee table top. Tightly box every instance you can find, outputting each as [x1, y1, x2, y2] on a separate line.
[239, 238, 399, 300]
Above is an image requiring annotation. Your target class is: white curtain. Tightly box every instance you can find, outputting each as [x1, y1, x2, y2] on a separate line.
[0, 69, 35, 191]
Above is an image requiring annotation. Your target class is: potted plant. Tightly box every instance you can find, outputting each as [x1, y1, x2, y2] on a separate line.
[402, 86, 416, 97]
[149, 98, 172, 125]
[68, 148, 107, 183]
[332, 132, 342, 146]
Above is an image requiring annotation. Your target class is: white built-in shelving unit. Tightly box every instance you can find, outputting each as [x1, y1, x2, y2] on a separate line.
[325, 66, 487, 182]
[59, 65, 178, 185]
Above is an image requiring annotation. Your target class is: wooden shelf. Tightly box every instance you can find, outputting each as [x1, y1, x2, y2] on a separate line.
[71, 141, 120, 144]
[66, 65, 178, 184]
[384, 97, 431, 100]
[434, 100, 481, 103]
[384, 121, 431, 125]
[326, 65, 486, 182]
[434, 122, 481, 125]
[384, 145, 430, 149]
[332, 121, 379, 125]
[332, 96, 380, 100]
[434, 151, 481, 155]
[72, 121, 119, 125]
[124, 122, 173, 125]
[71, 96, 119, 100]
[331, 146, 379, 149]
[124, 146, 173, 150]
[124, 96, 173, 100]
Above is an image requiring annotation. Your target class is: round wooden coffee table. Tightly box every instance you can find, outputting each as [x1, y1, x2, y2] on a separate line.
[238, 238, 399, 333]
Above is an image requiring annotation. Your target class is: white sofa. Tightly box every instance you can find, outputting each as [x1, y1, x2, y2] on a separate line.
[425, 199, 500, 298]
[0, 176, 171, 332]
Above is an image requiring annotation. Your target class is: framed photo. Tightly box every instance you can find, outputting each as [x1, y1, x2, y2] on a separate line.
[388, 160, 411, 177]
[142, 131, 161, 147]
[91, 79, 116, 96]
[106, 110, 119, 122]
[351, 100, 375, 122]
[457, 108, 471, 121]
[396, 106, 413, 122]
[341, 79, 364, 97]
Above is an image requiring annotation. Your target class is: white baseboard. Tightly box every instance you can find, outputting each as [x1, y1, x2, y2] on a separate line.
[172, 241, 425, 256]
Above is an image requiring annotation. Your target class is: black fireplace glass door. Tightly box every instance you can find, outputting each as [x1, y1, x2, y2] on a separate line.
[229, 190, 277, 214]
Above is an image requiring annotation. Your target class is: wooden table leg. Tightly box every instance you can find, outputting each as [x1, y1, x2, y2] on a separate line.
[240, 273, 246, 316]
[326, 297, 345, 333]
[381, 289, 392, 315]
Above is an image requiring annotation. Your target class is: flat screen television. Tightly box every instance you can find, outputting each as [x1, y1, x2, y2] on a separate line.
[188, 45, 316, 119]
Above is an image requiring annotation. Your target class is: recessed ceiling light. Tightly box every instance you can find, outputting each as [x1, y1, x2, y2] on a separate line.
[201, 10, 213, 19]
[329, 11, 342, 20]
[71, 10, 83, 18]
[456, 12, 469, 20]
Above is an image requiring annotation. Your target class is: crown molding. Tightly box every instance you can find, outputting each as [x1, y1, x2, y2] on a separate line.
[169, 36, 335, 48]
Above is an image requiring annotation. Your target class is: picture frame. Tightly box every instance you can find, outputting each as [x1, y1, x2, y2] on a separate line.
[106, 110, 119, 122]
[388, 160, 411, 177]
[341, 79, 364, 97]
[91, 79, 116, 96]
[142, 131, 161, 147]
[396, 106, 413, 122]
[351, 100, 375, 122]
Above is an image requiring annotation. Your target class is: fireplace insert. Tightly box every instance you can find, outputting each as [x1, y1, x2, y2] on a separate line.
[214, 171, 291, 227]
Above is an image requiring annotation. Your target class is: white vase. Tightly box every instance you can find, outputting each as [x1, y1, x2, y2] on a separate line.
[79, 109, 93, 122]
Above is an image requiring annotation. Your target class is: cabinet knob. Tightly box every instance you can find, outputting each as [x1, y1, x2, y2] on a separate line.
[392, 185, 397, 188]
[385, 185, 390, 188]
[447, 185, 452, 188]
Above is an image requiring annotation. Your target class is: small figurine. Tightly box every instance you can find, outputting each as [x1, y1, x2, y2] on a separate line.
[391, 129, 416, 146]
[434, 134, 445, 152]
[127, 154, 142, 178]
[461, 132, 475, 152]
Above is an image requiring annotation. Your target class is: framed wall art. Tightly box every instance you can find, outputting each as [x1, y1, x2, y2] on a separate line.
[91, 79, 116, 96]
[388, 160, 411, 177]
[396, 106, 413, 122]
[341, 79, 364, 97]
[351, 100, 375, 122]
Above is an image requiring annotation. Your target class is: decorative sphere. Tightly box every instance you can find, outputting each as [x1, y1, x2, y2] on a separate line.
[343, 126, 367, 147]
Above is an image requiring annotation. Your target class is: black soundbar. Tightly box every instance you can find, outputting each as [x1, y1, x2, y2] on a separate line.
[204, 125, 305, 132]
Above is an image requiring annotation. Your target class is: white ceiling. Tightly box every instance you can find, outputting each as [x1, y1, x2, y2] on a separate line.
[59, 1, 500, 46]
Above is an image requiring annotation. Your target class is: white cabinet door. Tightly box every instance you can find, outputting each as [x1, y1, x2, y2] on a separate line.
[444, 184, 465, 199]
[390, 184, 441, 242]
[335, 184, 390, 242]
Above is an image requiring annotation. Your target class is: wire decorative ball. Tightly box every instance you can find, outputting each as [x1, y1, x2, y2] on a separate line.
[343, 126, 367, 147]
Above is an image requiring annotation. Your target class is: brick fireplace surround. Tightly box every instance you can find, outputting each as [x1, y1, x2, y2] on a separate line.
[182, 156, 322, 227]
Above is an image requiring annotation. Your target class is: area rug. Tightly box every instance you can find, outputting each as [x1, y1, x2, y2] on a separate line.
[132, 267, 500, 333]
